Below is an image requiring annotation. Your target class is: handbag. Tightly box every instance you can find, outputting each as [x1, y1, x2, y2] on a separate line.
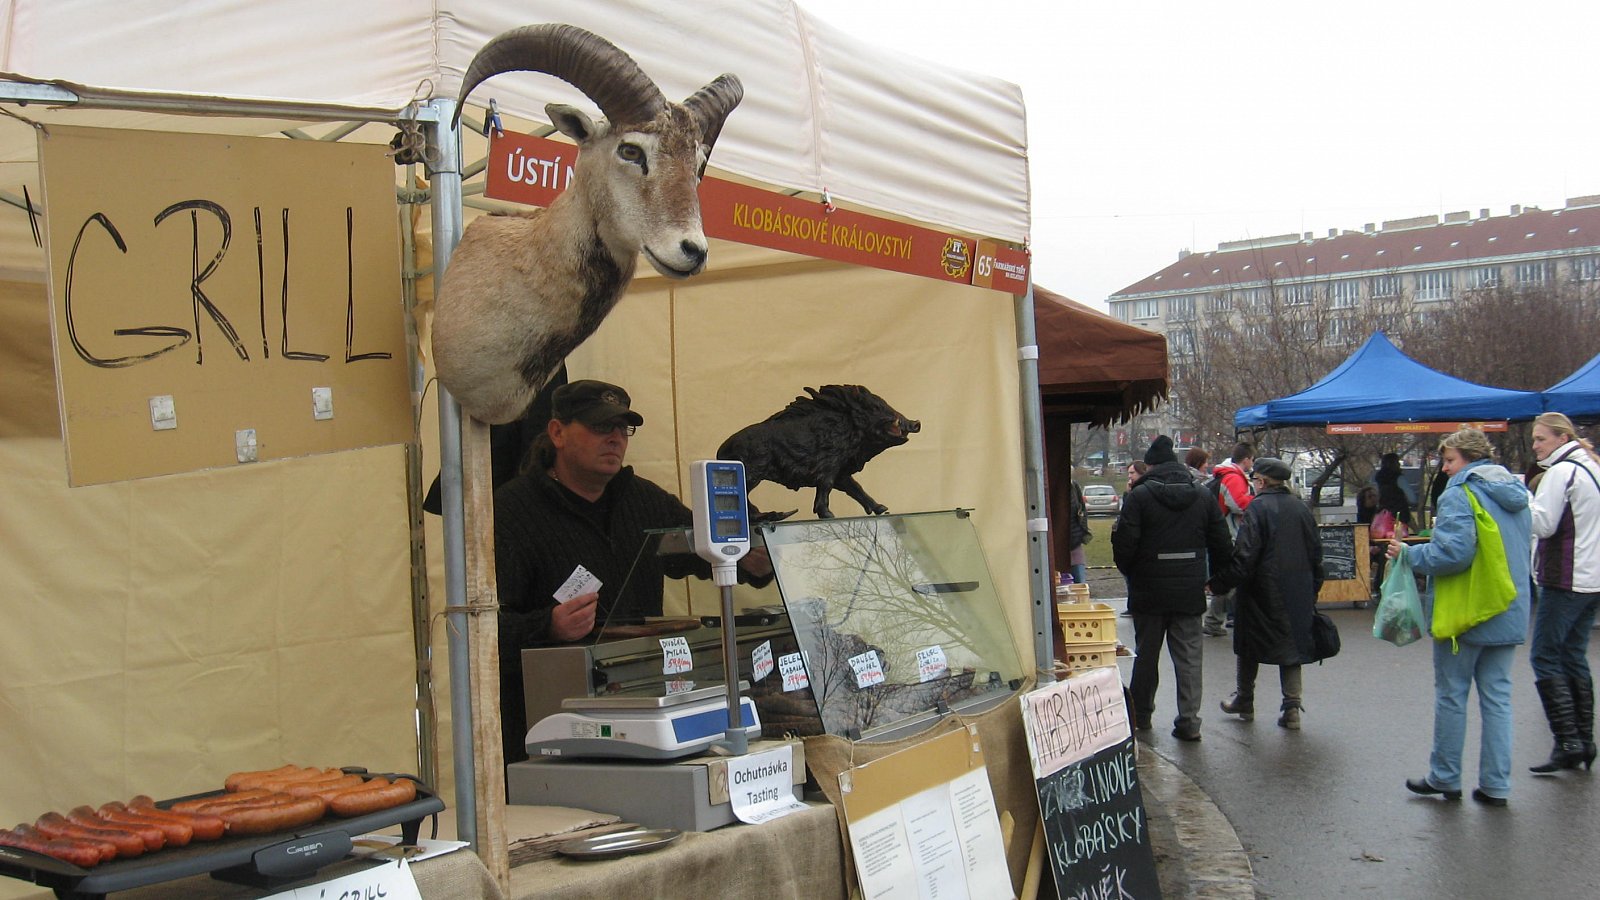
[1431, 485, 1517, 653]
[1373, 552, 1424, 646]
[1312, 612, 1341, 661]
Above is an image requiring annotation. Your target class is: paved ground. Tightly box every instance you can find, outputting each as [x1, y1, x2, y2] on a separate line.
[1080, 566, 1600, 899]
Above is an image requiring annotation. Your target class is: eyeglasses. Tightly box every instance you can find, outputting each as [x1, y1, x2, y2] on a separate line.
[581, 421, 637, 437]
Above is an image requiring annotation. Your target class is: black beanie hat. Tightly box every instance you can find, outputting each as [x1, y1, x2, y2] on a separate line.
[1144, 435, 1176, 466]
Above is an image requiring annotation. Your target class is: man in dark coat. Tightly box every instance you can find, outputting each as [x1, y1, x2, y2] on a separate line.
[1113, 435, 1235, 741]
[1211, 457, 1326, 730]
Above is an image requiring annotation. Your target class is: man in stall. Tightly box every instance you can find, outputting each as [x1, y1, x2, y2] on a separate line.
[493, 380, 771, 764]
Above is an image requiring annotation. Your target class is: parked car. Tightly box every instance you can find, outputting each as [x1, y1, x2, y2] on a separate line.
[1082, 484, 1121, 516]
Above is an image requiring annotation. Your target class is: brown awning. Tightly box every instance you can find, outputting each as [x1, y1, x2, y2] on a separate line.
[1034, 286, 1168, 427]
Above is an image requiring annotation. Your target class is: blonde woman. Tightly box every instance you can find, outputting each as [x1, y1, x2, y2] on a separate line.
[1527, 412, 1600, 774]
[1387, 428, 1532, 806]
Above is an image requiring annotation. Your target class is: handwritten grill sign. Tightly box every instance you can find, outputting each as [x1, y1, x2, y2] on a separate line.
[40, 126, 410, 486]
[1020, 668, 1162, 899]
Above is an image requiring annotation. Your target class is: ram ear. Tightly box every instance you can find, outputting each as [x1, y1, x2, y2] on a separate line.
[546, 103, 602, 144]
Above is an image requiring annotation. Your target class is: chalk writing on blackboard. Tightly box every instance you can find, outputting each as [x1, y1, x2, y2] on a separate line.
[1318, 524, 1357, 581]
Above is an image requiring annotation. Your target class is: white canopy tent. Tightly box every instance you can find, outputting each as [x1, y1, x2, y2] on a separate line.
[0, 2, 1046, 892]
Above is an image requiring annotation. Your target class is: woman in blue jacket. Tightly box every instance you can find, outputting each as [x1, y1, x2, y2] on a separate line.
[1387, 428, 1532, 807]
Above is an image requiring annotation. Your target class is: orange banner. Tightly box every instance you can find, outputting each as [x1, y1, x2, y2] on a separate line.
[1326, 422, 1509, 434]
[484, 130, 1028, 290]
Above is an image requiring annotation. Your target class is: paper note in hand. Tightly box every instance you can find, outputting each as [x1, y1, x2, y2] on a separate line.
[553, 564, 602, 604]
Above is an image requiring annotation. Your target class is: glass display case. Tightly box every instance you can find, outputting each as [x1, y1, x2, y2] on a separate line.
[520, 510, 1022, 745]
[761, 509, 1024, 741]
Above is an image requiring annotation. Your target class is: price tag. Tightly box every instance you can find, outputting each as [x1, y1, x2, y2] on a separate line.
[848, 649, 886, 688]
[778, 652, 810, 692]
[661, 636, 693, 675]
[916, 645, 949, 682]
[752, 641, 775, 682]
[666, 678, 696, 695]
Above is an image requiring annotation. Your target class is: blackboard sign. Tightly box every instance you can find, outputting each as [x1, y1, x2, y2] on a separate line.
[1318, 524, 1358, 582]
[1021, 668, 1162, 899]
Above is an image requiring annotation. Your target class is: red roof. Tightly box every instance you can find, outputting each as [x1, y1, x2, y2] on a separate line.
[1112, 203, 1600, 298]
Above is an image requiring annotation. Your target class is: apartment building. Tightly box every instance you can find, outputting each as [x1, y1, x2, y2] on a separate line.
[1103, 195, 1600, 449]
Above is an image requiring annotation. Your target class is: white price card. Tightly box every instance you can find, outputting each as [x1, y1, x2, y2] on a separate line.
[661, 636, 694, 675]
[752, 641, 775, 683]
[728, 745, 807, 825]
[263, 858, 422, 900]
[848, 650, 886, 688]
[916, 645, 949, 683]
[778, 651, 810, 692]
[553, 564, 602, 603]
[666, 678, 696, 695]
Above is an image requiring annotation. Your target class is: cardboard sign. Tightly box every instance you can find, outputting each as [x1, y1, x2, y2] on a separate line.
[838, 727, 1011, 899]
[1020, 669, 1161, 899]
[40, 126, 410, 486]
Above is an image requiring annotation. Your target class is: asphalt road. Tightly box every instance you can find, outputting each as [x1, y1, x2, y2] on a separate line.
[1083, 568, 1600, 899]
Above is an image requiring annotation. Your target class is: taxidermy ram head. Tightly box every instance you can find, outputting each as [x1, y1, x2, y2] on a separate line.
[432, 24, 743, 424]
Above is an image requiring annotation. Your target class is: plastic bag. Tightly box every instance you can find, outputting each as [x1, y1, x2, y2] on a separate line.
[1374, 551, 1425, 647]
[1371, 509, 1396, 540]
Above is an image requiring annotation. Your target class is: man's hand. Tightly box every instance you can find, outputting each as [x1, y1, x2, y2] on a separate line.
[550, 592, 599, 642]
[1385, 538, 1404, 561]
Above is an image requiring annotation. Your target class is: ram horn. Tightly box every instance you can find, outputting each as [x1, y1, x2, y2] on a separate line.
[451, 24, 667, 130]
[681, 74, 744, 153]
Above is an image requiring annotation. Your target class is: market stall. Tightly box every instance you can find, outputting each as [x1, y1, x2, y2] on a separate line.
[1234, 331, 1544, 430]
[0, 2, 1045, 897]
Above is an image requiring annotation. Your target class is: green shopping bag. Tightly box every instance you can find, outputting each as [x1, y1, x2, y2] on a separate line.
[1431, 485, 1516, 652]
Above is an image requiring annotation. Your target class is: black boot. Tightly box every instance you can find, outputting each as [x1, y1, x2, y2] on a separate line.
[1571, 674, 1596, 771]
[1531, 678, 1585, 774]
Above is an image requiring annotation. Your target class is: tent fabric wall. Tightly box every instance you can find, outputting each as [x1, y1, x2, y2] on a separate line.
[0, 280, 418, 877]
[555, 259, 1031, 654]
[0, 0, 1029, 245]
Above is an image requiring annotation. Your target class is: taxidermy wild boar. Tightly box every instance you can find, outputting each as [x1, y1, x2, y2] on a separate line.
[718, 385, 920, 519]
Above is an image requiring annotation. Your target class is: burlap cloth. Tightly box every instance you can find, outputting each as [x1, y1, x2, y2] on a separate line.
[801, 677, 1039, 898]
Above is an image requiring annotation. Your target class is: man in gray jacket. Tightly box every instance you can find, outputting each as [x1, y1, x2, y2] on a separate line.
[1114, 435, 1235, 741]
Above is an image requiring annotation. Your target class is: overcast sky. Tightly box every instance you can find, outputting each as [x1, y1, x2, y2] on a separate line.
[796, 0, 1600, 309]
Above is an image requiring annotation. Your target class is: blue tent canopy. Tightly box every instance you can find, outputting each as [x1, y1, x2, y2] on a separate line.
[1543, 353, 1600, 419]
[1234, 332, 1545, 430]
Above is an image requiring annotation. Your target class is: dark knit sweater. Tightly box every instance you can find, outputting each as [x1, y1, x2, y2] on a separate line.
[494, 466, 702, 762]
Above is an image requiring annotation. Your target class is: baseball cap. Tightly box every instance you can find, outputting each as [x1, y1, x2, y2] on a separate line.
[550, 380, 644, 427]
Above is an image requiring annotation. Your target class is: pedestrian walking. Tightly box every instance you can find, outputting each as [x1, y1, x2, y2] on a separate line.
[1204, 442, 1255, 636]
[1526, 411, 1600, 774]
[1113, 435, 1234, 741]
[1211, 457, 1325, 730]
[1390, 428, 1532, 807]
[1066, 478, 1091, 586]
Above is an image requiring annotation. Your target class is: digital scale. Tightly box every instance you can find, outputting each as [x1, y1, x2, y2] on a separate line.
[526, 684, 760, 760]
[523, 460, 757, 761]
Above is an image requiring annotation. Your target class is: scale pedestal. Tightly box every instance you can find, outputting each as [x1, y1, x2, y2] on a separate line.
[507, 739, 807, 833]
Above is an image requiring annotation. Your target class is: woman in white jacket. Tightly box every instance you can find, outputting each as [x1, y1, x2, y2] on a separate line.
[1527, 412, 1600, 774]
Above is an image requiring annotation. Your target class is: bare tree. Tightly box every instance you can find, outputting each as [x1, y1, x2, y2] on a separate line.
[1166, 261, 1419, 491]
[1403, 280, 1600, 470]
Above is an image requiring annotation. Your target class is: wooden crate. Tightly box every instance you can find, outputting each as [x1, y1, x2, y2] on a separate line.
[1056, 601, 1117, 643]
[1061, 640, 1118, 672]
